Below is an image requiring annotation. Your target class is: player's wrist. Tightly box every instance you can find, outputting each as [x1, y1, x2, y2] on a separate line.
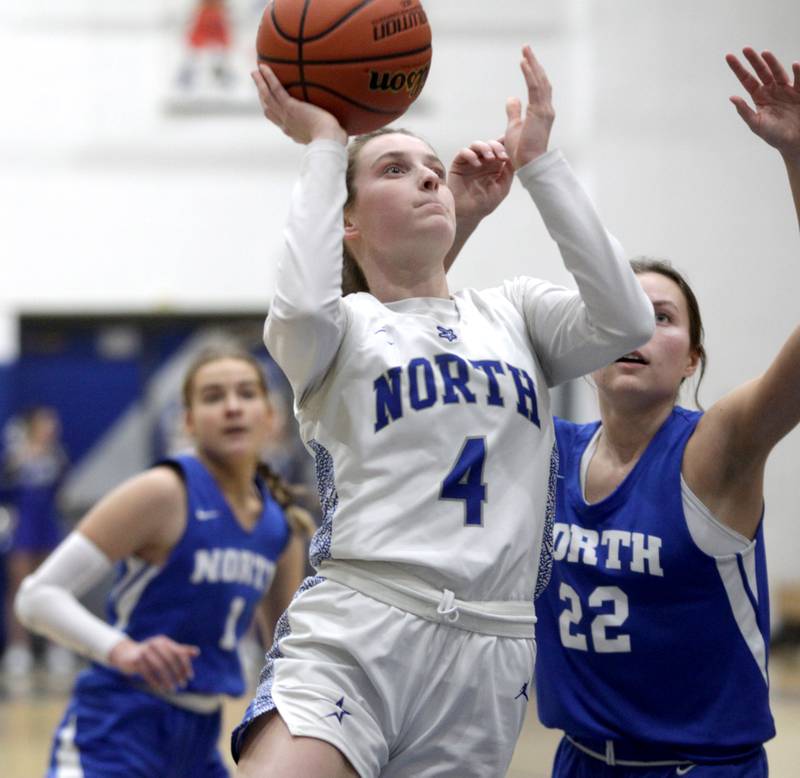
[107, 636, 137, 669]
[310, 122, 348, 145]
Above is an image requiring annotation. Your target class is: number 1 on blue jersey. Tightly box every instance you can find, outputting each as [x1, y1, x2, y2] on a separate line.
[440, 436, 487, 526]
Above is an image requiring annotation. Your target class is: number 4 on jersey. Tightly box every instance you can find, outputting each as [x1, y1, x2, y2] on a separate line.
[440, 437, 487, 526]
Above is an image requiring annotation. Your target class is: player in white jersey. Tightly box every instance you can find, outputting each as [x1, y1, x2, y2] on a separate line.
[534, 48, 800, 776]
[234, 46, 654, 777]
[15, 348, 311, 777]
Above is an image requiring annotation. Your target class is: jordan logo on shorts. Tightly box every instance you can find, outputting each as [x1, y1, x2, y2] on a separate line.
[323, 696, 352, 724]
[514, 682, 529, 702]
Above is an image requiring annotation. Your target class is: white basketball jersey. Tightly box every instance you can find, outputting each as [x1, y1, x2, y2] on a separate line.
[265, 140, 652, 605]
[300, 284, 558, 602]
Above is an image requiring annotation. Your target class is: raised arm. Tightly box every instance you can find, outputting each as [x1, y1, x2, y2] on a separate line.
[685, 48, 800, 539]
[252, 65, 351, 403]
[507, 47, 653, 384]
[443, 38, 555, 274]
[727, 48, 800, 226]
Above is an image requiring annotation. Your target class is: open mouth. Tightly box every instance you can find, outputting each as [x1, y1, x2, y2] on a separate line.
[615, 352, 648, 365]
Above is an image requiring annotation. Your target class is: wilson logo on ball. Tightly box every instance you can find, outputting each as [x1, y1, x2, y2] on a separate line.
[368, 65, 430, 98]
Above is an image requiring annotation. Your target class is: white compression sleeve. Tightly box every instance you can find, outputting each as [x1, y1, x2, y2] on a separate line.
[516, 149, 654, 385]
[264, 139, 349, 404]
[15, 532, 127, 664]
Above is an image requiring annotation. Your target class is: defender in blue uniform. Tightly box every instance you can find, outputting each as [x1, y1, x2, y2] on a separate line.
[534, 47, 800, 777]
[15, 348, 310, 777]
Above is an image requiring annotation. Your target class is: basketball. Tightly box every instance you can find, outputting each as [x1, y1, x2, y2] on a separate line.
[256, 0, 432, 135]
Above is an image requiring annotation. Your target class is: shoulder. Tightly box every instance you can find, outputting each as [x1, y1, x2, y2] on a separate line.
[554, 415, 594, 440]
[341, 291, 378, 314]
[118, 466, 186, 511]
[672, 406, 703, 427]
[76, 465, 188, 559]
[554, 416, 598, 463]
[462, 277, 566, 320]
[472, 276, 560, 299]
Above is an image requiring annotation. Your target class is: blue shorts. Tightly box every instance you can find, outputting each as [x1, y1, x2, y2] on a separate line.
[48, 668, 229, 778]
[552, 735, 768, 778]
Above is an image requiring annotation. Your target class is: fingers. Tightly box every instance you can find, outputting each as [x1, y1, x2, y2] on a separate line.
[743, 47, 774, 87]
[505, 96, 522, 125]
[729, 95, 758, 131]
[762, 50, 792, 86]
[728, 48, 796, 92]
[725, 53, 761, 96]
[520, 45, 552, 104]
[450, 142, 509, 177]
[251, 64, 291, 125]
[794, 62, 800, 91]
[137, 637, 199, 693]
[462, 140, 508, 165]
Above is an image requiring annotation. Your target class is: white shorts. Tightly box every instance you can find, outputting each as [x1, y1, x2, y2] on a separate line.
[233, 572, 537, 777]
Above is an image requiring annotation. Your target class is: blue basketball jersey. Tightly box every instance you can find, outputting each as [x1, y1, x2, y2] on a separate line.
[103, 454, 291, 696]
[535, 408, 775, 761]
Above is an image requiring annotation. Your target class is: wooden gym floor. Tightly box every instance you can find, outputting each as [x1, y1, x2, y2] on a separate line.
[2, 653, 799, 777]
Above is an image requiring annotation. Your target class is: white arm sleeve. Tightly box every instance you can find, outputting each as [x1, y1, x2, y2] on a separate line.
[516, 149, 654, 386]
[14, 532, 126, 664]
[264, 139, 350, 404]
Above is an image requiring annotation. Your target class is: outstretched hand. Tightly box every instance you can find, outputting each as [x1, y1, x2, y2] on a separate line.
[726, 48, 800, 160]
[504, 45, 555, 169]
[448, 139, 514, 226]
[251, 64, 347, 146]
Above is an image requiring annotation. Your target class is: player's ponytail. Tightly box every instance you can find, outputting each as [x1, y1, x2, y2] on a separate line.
[256, 461, 316, 538]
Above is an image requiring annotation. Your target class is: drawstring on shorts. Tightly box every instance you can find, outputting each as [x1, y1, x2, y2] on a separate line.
[436, 589, 460, 623]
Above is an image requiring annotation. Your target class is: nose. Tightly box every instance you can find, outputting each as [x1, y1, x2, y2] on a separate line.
[420, 166, 439, 191]
[224, 393, 242, 413]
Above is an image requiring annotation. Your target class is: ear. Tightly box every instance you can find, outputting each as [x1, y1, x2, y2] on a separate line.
[183, 408, 194, 438]
[683, 347, 701, 379]
[343, 212, 359, 241]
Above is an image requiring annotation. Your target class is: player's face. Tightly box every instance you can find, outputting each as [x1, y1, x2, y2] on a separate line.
[593, 272, 700, 407]
[184, 358, 271, 462]
[345, 133, 456, 263]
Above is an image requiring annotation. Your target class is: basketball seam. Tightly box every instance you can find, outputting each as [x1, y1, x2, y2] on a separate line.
[298, 0, 311, 102]
[267, 0, 425, 45]
[257, 43, 431, 67]
[297, 0, 380, 44]
[268, 3, 299, 45]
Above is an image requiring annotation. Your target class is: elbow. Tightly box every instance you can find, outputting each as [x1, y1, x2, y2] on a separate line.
[628, 311, 655, 349]
[611, 318, 653, 359]
[14, 575, 39, 631]
[609, 299, 654, 353]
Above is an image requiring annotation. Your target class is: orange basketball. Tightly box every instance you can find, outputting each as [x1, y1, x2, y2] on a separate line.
[256, 0, 432, 135]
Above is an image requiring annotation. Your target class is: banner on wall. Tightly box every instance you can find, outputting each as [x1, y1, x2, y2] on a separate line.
[163, 0, 265, 116]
